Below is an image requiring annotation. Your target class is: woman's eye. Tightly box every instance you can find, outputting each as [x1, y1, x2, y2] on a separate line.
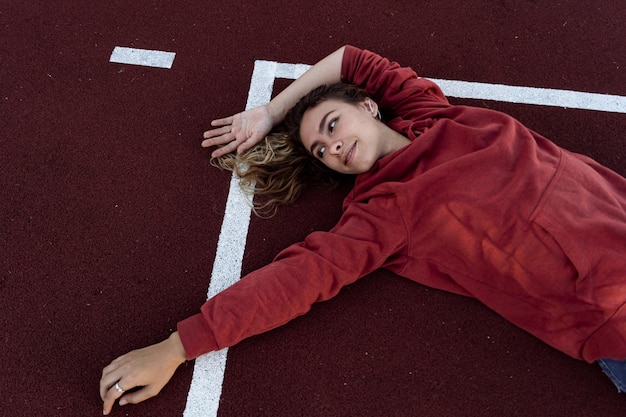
[317, 146, 326, 159]
[328, 118, 336, 133]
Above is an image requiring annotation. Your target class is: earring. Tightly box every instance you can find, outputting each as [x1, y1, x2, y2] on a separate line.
[367, 99, 382, 120]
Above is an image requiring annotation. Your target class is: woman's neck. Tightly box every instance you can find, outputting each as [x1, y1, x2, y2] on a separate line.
[381, 124, 411, 157]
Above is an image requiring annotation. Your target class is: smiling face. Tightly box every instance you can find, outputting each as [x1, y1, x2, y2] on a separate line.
[299, 98, 410, 175]
[299, 98, 392, 175]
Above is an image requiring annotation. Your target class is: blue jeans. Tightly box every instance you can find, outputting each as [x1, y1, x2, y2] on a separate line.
[598, 359, 626, 393]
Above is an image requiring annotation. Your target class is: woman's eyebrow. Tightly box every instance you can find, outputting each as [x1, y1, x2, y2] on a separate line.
[309, 109, 335, 155]
[309, 140, 319, 155]
[318, 110, 334, 134]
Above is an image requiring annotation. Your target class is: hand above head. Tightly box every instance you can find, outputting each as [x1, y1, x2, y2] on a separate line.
[100, 332, 187, 415]
[200, 46, 346, 160]
[202, 105, 275, 158]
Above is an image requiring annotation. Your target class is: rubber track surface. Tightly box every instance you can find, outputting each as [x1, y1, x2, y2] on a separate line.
[1, 1, 625, 416]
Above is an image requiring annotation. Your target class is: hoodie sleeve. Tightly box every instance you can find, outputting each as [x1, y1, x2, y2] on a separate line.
[341, 45, 449, 119]
[177, 193, 407, 359]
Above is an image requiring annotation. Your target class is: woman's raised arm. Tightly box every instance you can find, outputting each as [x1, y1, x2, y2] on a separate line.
[202, 46, 346, 158]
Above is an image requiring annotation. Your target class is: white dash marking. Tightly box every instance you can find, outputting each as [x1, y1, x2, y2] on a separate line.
[109, 46, 176, 69]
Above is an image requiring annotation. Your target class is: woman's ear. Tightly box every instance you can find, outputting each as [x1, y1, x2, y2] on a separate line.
[365, 98, 381, 120]
[364, 98, 376, 115]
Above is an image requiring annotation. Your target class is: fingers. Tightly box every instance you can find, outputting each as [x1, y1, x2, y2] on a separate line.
[118, 385, 159, 407]
[203, 125, 232, 139]
[201, 118, 243, 154]
[202, 107, 272, 157]
[210, 140, 239, 158]
[203, 126, 255, 158]
[100, 359, 126, 415]
[236, 132, 262, 155]
[100, 359, 121, 401]
[210, 116, 233, 127]
[101, 378, 126, 415]
[101, 382, 159, 416]
[202, 125, 232, 145]
[100, 356, 141, 414]
[100, 335, 187, 414]
[100, 368, 157, 415]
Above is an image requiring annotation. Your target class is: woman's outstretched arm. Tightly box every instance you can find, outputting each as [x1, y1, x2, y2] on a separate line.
[202, 45, 346, 158]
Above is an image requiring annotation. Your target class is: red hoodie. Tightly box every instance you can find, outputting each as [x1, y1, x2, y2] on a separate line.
[178, 45, 626, 363]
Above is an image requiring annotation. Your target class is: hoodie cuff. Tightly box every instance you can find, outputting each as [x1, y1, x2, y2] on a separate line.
[177, 313, 220, 360]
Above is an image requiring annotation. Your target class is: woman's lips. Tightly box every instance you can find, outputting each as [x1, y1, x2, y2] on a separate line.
[345, 142, 356, 166]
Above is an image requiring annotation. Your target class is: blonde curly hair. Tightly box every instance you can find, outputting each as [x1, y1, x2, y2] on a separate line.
[211, 129, 341, 217]
[212, 83, 369, 217]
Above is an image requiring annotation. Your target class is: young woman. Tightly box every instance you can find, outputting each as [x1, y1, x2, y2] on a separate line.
[100, 45, 626, 414]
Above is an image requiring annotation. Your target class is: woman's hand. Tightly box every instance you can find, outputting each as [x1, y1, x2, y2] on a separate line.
[100, 332, 187, 415]
[201, 46, 345, 159]
[202, 105, 275, 158]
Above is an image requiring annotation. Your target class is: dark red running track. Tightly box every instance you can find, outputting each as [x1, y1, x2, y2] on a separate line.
[1, 1, 626, 416]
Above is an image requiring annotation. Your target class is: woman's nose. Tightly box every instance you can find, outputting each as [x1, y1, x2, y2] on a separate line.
[329, 140, 343, 155]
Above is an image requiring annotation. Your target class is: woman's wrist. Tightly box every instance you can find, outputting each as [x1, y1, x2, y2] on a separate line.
[265, 46, 345, 127]
[265, 101, 284, 126]
[167, 331, 188, 365]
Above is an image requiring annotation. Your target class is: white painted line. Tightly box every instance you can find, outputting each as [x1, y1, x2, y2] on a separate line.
[269, 61, 626, 114]
[183, 58, 626, 417]
[275, 62, 310, 80]
[182, 60, 277, 417]
[109, 46, 176, 69]
[181, 174, 250, 417]
[431, 78, 626, 114]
